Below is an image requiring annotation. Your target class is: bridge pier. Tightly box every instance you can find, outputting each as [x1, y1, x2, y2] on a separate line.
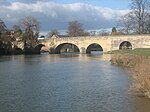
[49, 47, 55, 54]
[80, 47, 86, 54]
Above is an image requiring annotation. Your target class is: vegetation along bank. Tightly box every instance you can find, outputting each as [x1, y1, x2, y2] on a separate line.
[110, 48, 150, 98]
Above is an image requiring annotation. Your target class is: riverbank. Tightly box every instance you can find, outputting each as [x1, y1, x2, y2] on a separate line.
[0, 44, 45, 55]
[110, 48, 150, 98]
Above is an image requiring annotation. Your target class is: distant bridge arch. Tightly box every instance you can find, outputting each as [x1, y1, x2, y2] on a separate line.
[54, 43, 80, 54]
[86, 43, 103, 54]
[119, 41, 132, 49]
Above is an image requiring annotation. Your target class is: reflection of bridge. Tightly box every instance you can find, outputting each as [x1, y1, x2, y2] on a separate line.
[40, 35, 150, 54]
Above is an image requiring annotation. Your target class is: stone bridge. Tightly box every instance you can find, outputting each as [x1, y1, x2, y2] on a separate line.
[40, 35, 150, 54]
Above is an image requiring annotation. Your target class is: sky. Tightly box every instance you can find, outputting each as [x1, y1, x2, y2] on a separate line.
[0, 0, 131, 35]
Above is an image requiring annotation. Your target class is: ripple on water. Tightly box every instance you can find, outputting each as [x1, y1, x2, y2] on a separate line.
[0, 54, 150, 112]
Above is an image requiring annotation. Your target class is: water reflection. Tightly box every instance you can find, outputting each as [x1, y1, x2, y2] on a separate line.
[0, 54, 150, 112]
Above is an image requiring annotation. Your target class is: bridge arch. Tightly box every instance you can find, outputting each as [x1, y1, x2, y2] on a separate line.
[35, 44, 45, 50]
[119, 41, 132, 49]
[86, 43, 103, 54]
[54, 43, 80, 54]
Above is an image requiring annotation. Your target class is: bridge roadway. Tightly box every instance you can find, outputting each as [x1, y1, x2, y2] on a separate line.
[40, 35, 150, 54]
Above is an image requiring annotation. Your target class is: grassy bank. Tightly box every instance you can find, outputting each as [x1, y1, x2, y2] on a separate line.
[110, 48, 150, 57]
[110, 48, 150, 98]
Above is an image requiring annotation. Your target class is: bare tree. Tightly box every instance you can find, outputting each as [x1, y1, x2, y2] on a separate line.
[118, 13, 135, 34]
[20, 16, 40, 49]
[90, 31, 97, 36]
[47, 29, 59, 38]
[144, 13, 150, 33]
[67, 21, 85, 37]
[12, 25, 22, 38]
[120, 0, 150, 34]
[0, 19, 7, 32]
[0, 19, 13, 54]
[130, 0, 150, 34]
[98, 29, 110, 36]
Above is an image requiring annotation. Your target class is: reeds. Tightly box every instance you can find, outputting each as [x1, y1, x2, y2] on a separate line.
[111, 54, 150, 98]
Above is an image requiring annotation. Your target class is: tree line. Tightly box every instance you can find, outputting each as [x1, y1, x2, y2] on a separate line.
[0, 17, 109, 55]
[0, 16, 40, 55]
[0, 17, 90, 55]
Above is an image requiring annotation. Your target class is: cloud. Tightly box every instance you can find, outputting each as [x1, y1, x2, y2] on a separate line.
[0, 1, 129, 34]
[16, 0, 51, 3]
[0, 0, 10, 6]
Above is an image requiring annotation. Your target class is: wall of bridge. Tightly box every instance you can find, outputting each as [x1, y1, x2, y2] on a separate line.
[41, 35, 150, 53]
[110, 35, 150, 50]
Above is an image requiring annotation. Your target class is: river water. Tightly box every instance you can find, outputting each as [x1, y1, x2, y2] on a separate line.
[0, 54, 150, 112]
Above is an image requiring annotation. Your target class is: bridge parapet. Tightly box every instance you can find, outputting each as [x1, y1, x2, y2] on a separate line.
[40, 35, 150, 54]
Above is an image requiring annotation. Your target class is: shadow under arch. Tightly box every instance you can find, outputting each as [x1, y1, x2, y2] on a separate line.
[86, 43, 103, 54]
[13, 48, 23, 54]
[35, 44, 45, 50]
[54, 43, 80, 54]
[119, 41, 132, 49]
[24, 44, 45, 54]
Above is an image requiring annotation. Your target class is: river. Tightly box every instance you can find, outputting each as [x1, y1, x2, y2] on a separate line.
[0, 54, 150, 112]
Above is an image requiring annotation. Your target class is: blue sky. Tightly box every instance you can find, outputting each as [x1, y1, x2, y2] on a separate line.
[7, 0, 130, 9]
[0, 0, 131, 35]
[54, 0, 130, 9]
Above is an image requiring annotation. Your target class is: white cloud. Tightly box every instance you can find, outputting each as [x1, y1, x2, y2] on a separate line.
[0, 1, 129, 34]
